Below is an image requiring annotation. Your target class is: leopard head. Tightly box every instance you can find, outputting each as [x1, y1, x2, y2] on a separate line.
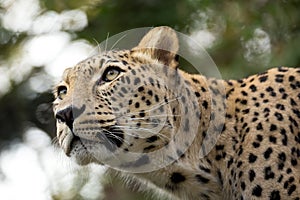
[53, 27, 198, 172]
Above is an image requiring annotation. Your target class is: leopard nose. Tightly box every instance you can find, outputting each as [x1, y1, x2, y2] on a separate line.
[56, 106, 74, 131]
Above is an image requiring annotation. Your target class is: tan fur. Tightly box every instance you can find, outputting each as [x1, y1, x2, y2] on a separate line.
[54, 27, 300, 200]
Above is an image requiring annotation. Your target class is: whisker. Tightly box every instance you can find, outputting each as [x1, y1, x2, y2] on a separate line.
[92, 38, 102, 55]
[105, 32, 110, 52]
[124, 114, 180, 121]
[103, 130, 131, 146]
[113, 125, 169, 140]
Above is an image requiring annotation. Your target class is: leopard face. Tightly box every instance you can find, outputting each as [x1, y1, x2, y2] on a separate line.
[53, 27, 199, 171]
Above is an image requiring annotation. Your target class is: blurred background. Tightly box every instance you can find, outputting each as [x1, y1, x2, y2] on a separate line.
[0, 0, 299, 199]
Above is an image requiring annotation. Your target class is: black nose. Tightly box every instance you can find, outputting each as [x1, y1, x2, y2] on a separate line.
[56, 106, 74, 131]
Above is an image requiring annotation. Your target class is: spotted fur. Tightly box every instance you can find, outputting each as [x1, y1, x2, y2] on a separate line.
[53, 27, 300, 200]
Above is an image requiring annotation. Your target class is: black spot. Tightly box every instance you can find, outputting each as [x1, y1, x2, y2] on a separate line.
[256, 134, 263, 141]
[170, 172, 186, 184]
[143, 145, 156, 151]
[264, 147, 273, 159]
[252, 142, 260, 148]
[274, 112, 283, 121]
[238, 147, 244, 156]
[289, 75, 295, 82]
[195, 174, 210, 184]
[270, 190, 280, 200]
[135, 102, 140, 108]
[147, 90, 153, 96]
[259, 75, 268, 82]
[266, 86, 274, 92]
[277, 175, 283, 183]
[290, 83, 297, 90]
[256, 123, 263, 130]
[252, 185, 262, 197]
[131, 69, 136, 75]
[278, 67, 288, 72]
[227, 157, 234, 168]
[215, 154, 222, 161]
[270, 124, 277, 131]
[241, 182, 246, 191]
[275, 74, 284, 83]
[249, 85, 257, 92]
[269, 135, 277, 143]
[276, 104, 285, 110]
[202, 101, 208, 109]
[291, 158, 298, 166]
[264, 166, 275, 180]
[192, 78, 200, 84]
[201, 86, 207, 92]
[239, 172, 244, 180]
[280, 128, 288, 146]
[278, 163, 284, 170]
[146, 135, 158, 143]
[237, 161, 243, 168]
[288, 184, 296, 195]
[146, 99, 151, 106]
[293, 109, 300, 119]
[291, 98, 298, 106]
[249, 169, 256, 182]
[154, 95, 159, 102]
[138, 86, 144, 92]
[148, 77, 154, 84]
[99, 58, 105, 67]
[121, 87, 128, 94]
[195, 92, 201, 97]
[241, 91, 248, 96]
[278, 152, 286, 162]
[184, 119, 190, 132]
[199, 166, 211, 174]
[139, 111, 145, 117]
[217, 170, 223, 185]
[240, 99, 247, 105]
[216, 145, 224, 151]
[248, 153, 257, 163]
[242, 109, 250, 114]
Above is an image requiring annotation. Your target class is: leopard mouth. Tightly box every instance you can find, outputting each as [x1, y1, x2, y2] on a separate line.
[62, 126, 125, 157]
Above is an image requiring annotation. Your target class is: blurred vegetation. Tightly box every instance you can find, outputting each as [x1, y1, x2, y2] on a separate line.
[0, 0, 299, 199]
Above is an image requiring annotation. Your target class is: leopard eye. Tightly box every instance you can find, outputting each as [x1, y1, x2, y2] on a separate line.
[102, 66, 121, 82]
[57, 86, 67, 99]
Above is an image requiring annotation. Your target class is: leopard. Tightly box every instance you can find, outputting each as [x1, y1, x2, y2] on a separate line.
[53, 26, 300, 200]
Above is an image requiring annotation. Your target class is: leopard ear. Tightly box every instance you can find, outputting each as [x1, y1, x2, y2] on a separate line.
[132, 26, 179, 67]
